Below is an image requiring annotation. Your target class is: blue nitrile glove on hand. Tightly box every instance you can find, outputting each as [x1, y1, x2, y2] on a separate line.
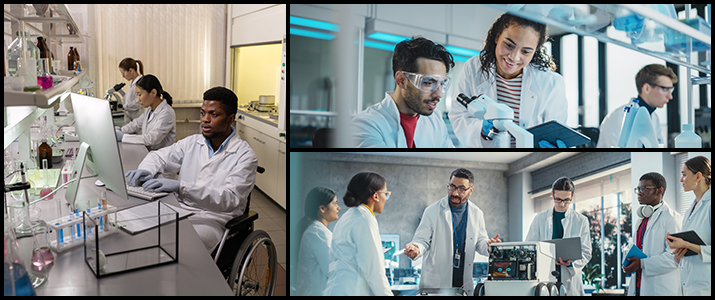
[538, 139, 567, 148]
[125, 169, 153, 186]
[143, 178, 180, 193]
[115, 128, 124, 142]
[481, 120, 500, 140]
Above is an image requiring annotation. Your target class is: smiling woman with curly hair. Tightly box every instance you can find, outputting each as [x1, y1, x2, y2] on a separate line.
[449, 13, 568, 149]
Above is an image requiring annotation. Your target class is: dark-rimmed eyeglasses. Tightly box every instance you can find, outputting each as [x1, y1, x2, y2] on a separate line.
[634, 186, 656, 194]
[447, 184, 472, 194]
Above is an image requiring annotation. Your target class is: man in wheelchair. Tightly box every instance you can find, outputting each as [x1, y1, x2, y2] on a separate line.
[125, 86, 258, 253]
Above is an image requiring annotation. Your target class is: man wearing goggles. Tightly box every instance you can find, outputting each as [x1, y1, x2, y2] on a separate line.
[353, 37, 455, 148]
[597, 63, 677, 148]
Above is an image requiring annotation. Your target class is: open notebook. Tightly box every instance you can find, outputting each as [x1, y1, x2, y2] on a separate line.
[115, 201, 194, 234]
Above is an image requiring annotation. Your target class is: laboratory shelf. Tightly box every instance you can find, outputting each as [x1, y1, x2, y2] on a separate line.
[4, 70, 88, 108]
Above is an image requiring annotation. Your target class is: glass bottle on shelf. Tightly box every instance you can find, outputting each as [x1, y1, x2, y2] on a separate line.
[37, 58, 53, 90]
[67, 47, 75, 71]
[38, 139, 52, 169]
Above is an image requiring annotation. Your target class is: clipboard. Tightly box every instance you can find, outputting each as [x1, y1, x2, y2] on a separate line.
[528, 120, 591, 148]
[669, 230, 706, 257]
[544, 237, 583, 262]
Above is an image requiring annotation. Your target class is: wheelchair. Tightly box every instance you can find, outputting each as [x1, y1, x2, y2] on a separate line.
[211, 166, 278, 296]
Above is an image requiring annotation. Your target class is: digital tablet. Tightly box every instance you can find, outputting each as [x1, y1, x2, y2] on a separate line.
[544, 237, 582, 262]
[669, 230, 706, 257]
[528, 120, 591, 148]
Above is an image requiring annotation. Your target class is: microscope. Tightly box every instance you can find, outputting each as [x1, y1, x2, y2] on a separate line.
[456, 93, 534, 147]
[104, 82, 126, 117]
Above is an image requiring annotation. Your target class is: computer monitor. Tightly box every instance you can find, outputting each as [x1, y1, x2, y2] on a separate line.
[65, 93, 128, 208]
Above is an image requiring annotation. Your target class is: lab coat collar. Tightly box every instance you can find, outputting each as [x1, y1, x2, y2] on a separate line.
[635, 95, 656, 115]
[700, 188, 711, 203]
[196, 126, 241, 156]
[636, 201, 672, 236]
[547, 205, 575, 235]
[686, 189, 711, 222]
[383, 92, 400, 124]
[130, 74, 143, 87]
[147, 99, 170, 122]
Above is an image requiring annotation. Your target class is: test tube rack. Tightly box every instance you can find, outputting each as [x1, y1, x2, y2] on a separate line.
[47, 204, 118, 253]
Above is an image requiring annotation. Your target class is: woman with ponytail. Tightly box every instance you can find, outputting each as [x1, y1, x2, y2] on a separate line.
[667, 155, 711, 296]
[296, 187, 340, 295]
[324, 172, 392, 296]
[119, 57, 145, 122]
[115, 74, 176, 152]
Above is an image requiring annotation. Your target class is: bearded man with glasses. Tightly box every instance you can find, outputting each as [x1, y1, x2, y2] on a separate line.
[404, 168, 501, 295]
[353, 37, 455, 148]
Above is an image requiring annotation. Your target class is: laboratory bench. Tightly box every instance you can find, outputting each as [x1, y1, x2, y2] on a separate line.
[22, 142, 233, 296]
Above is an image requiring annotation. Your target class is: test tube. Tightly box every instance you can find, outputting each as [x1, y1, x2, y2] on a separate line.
[56, 223, 64, 246]
[101, 190, 108, 231]
[68, 213, 76, 240]
[75, 208, 81, 238]
[86, 199, 92, 235]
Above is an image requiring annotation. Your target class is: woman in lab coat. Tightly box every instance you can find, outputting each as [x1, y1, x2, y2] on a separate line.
[666, 155, 711, 296]
[116, 74, 176, 151]
[118, 57, 145, 122]
[525, 177, 591, 296]
[296, 187, 340, 296]
[450, 13, 568, 148]
[324, 172, 392, 296]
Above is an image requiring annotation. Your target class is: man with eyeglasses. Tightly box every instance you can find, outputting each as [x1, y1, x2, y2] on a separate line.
[353, 37, 455, 148]
[525, 177, 591, 296]
[624, 172, 682, 296]
[404, 168, 501, 295]
[597, 64, 678, 148]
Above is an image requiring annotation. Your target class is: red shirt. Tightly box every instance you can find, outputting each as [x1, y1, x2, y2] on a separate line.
[635, 217, 649, 288]
[399, 112, 419, 148]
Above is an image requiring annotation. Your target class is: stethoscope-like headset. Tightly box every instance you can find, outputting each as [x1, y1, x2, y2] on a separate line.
[637, 201, 664, 218]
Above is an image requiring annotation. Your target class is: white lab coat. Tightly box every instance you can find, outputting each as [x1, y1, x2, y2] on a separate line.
[408, 197, 490, 296]
[120, 99, 176, 151]
[596, 98, 664, 148]
[296, 220, 332, 296]
[353, 92, 454, 148]
[626, 202, 682, 296]
[324, 205, 392, 296]
[678, 189, 711, 296]
[137, 129, 257, 251]
[450, 56, 568, 148]
[525, 206, 592, 296]
[123, 74, 144, 122]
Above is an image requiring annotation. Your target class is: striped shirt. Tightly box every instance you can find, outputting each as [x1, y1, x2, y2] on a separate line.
[496, 72, 523, 148]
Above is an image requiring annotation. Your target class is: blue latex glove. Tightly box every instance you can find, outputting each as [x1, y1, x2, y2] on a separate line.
[142, 178, 180, 193]
[481, 120, 499, 139]
[538, 139, 567, 148]
[115, 128, 124, 142]
[125, 169, 153, 186]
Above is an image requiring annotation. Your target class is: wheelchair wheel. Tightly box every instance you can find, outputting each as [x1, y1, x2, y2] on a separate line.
[228, 230, 277, 296]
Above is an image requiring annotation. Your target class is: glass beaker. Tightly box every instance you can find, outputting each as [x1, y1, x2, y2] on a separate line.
[30, 220, 54, 271]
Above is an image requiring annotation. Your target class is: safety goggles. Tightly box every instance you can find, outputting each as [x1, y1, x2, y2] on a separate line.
[402, 71, 451, 94]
